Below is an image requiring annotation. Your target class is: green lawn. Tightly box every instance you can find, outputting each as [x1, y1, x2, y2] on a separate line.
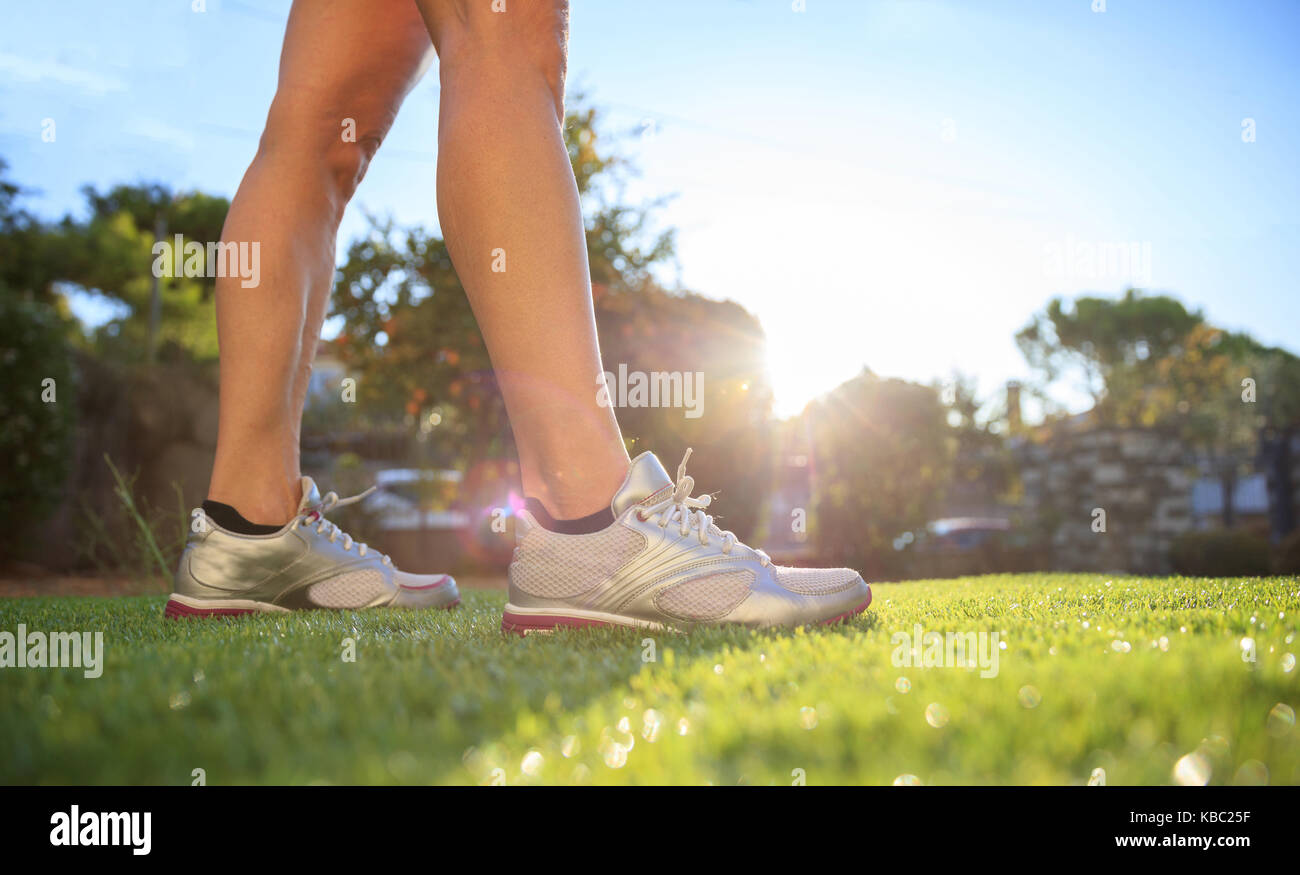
[2, 573, 1297, 785]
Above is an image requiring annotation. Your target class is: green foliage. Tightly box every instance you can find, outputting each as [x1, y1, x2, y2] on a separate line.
[804, 371, 952, 576]
[1016, 289, 1203, 411]
[2, 573, 1296, 785]
[58, 185, 227, 362]
[0, 286, 76, 547]
[1169, 529, 1272, 577]
[0, 159, 226, 364]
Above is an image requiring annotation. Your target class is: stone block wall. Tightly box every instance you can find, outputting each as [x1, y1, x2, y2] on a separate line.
[1015, 427, 1194, 574]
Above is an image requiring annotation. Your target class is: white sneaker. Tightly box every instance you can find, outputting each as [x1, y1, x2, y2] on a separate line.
[502, 450, 870, 633]
[166, 477, 459, 618]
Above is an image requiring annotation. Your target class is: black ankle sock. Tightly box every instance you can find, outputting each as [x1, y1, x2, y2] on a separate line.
[525, 497, 615, 534]
[201, 500, 283, 535]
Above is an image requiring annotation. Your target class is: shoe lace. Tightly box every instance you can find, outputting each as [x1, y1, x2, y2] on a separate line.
[296, 486, 391, 566]
[637, 448, 770, 567]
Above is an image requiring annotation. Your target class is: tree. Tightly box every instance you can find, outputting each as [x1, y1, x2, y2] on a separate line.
[1016, 289, 1203, 418]
[56, 184, 228, 363]
[0, 161, 76, 548]
[803, 370, 952, 577]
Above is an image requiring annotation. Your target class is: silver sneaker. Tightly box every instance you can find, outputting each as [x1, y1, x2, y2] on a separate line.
[502, 450, 870, 634]
[165, 477, 459, 618]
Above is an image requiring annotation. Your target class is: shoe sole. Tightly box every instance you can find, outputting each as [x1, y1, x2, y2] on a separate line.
[500, 589, 872, 636]
[164, 593, 461, 619]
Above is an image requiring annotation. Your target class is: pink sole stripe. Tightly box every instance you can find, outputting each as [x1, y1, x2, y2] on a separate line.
[500, 612, 613, 636]
[163, 599, 256, 620]
[819, 590, 873, 626]
[400, 576, 450, 591]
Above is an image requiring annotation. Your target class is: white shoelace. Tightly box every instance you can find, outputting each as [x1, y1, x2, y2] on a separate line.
[637, 448, 770, 567]
[296, 486, 391, 566]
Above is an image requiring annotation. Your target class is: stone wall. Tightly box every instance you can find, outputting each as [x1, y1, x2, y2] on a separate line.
[1015, 427, 1194, 574]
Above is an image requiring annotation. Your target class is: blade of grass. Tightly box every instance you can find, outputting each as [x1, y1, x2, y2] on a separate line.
[104, 453, 170, 583]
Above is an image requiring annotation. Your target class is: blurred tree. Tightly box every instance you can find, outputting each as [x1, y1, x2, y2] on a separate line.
[0, 161, 77, 548]
[1016, 289, 1203, 418]
[56, 184, 228, 362]
[803, 370, 952, 577]
[936, 371, 1016, 512]
[0, 164, 228, 364]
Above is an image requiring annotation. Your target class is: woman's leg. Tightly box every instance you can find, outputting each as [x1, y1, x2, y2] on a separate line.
[415, 0, 630, 520]
[206, 0, 434, 525]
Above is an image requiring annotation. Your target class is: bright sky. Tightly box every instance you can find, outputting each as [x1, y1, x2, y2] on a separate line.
[3, 0, 1298, 417]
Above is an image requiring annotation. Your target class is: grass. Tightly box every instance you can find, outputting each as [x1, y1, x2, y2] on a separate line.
[1, 573, 1297, 786]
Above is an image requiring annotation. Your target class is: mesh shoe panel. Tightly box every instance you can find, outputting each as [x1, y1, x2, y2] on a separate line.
[773, 566, 860, 595]
[308, 569, 391, 608]
[510, 521, 647, 599]
[654, 570, 755, 621]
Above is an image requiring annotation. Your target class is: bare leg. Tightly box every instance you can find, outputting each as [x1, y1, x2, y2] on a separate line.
[206, 0, 434, 524]
[416, 0, 630, 519]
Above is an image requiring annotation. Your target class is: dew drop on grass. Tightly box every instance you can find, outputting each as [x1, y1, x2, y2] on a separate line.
[925, 703, 949, 728]
[895, 676, 911, 694]
[799, 706, 819, 730]
[561, 735, 580, 758]
[893, 774, 922, 786]
[1018, 685, 1041, 709]
[1266, 703, 1295, 737]
[1281, 653, 1295, 673]
[1088, 767, 1106, 786]
[642, 709, 664, 742]
[603, 745, 628, 769]
[677, 717, 690, 736]
[1173, 752, 1211, 786]
[1232, 760, 1269, 786]
[521, 750, 544, 777]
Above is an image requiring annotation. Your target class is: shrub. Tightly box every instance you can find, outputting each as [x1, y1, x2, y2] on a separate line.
[1169, 529, 1270, 577]
[0, 288, 75, 552]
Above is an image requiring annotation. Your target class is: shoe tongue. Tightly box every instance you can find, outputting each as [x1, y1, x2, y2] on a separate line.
[296, 476, 322, 514]
[611, 452, 674, 517]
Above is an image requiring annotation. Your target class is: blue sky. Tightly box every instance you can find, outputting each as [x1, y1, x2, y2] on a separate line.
[2, 0, 1298, 416]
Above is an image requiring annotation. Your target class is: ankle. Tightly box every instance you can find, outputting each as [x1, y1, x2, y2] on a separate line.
[521, 451, 629, 520]
[206, 473, 301, 527]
